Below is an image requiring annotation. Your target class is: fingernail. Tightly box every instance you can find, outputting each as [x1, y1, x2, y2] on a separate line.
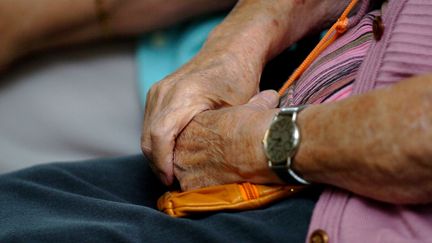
[263, 90, 279, 100]
[262, 90, 279, 107]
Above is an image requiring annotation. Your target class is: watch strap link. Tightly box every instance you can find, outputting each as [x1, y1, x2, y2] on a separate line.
[272, 158, 310, 185]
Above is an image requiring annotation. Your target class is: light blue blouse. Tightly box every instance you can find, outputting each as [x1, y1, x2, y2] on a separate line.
[136, 16, 225, 107]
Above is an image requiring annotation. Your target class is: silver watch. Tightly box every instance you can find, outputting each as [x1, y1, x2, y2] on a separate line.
[263, 106, 310, 185]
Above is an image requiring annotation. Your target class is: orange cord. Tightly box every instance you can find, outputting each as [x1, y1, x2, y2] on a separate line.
[278, 0, 359, 96]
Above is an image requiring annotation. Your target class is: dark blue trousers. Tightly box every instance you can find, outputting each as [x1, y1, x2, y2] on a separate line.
[0, 155, 318, 242]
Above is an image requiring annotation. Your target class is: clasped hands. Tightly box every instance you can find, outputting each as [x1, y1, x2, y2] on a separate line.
[141, 52, 282, 191]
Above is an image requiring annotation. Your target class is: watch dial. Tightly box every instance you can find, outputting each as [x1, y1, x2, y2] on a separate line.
[266, 116, 298, 162]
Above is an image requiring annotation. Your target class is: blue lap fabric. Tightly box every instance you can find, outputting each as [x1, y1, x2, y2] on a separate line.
[0, 155, 318, 242]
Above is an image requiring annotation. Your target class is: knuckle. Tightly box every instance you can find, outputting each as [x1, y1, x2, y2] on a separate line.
[151, 79, 172, 94]
[140, 136, 152, 158]
[140, 143, 151, 157]
[149, 82, 159, 92]
[149, 128, 163, 141]
[159, 81, 171, 92]
[140, 130, 150, 143]
[150, 123, 171, 140]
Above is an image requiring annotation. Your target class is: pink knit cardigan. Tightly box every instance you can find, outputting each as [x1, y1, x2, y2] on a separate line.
[306, 0, 432, 242]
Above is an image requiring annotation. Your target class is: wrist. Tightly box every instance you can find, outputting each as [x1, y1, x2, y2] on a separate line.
[262, 105, 315, 185]
[211, 0, 352, 63]
[292, 104, 325, 184]
[200, 0, 333, 84]
[252, 108, 283, 184]
[200, 0, 299, 87]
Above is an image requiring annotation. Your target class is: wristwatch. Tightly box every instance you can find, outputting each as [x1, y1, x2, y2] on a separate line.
[262, 106, 310, 185]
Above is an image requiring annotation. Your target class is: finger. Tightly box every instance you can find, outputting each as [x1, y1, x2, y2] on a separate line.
[150, 127, 175, 186]
[150, 105, 208, 185]
[141, 82, 170, 158]
[141, 88, 158, 158]
[247, 90, 280, 109]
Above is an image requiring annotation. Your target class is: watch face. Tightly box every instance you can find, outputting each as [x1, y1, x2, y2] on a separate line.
[264, 115, 300, 163]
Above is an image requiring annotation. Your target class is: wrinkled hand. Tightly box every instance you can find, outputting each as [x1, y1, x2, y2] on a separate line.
[141, 53, 260, 185]
[173, 90, 282, 191]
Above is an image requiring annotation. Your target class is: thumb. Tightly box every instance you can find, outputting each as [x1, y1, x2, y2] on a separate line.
[247, 90, 280, 109]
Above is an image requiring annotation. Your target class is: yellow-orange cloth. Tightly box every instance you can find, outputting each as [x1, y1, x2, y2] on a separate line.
[158, 183, 304, 218]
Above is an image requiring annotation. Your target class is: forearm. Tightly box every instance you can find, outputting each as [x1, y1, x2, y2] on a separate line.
[1, 0, 113, 63]
[30, 0, 238, 51]
[0, 0, 236, 68]
[197, 0, 350, 88]
[295, 74, 432, 204]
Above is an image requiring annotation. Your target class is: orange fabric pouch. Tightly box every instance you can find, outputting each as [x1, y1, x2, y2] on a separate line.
[157, 182, 304, 217]
[157, 0, 358, 218]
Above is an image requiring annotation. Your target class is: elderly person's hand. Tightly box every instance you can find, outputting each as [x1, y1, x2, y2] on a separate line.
[141, 49, 262, 185]
[173, 90, 281, 191]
